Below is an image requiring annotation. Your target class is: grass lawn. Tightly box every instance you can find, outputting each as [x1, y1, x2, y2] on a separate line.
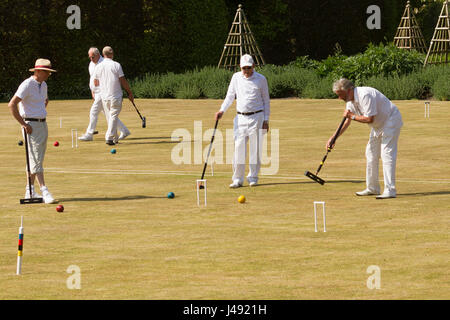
[0, 98, 448, 299]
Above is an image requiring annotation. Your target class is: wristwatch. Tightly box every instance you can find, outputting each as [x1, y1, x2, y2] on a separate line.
[351, 115, 356, 120]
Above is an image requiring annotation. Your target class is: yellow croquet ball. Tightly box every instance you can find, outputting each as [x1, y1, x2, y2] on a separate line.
[238, 195, 246, 203]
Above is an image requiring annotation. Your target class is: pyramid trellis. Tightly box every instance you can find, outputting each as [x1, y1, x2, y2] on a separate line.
[218, 4, 265, 71]
[394, 1, 427, 53]
[424, 0, 450, 65]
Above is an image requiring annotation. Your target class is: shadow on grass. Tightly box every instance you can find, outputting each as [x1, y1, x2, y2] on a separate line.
[126, 136, 173, 140]
[122, 136, 181, 145]
[58, 195, 167, 202]
[256, 179, 364, 187]
[399, 191, 450, 197]
[125, 140, 180, 145]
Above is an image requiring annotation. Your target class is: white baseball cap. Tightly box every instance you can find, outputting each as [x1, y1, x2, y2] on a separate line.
[240, 54, 254, 68]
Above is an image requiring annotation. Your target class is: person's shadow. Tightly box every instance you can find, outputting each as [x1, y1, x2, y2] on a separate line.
[58, 195, 167, 202]
[255, 179, 365, 187]
[397, 191, 450, 197]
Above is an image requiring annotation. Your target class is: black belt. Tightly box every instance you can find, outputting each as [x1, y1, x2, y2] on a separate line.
[24, 118, 46, 122]
[237, 110, 263, 116]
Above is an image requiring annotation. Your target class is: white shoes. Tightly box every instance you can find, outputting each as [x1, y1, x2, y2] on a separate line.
[78, 134, 93, 141]
[249, 181, 258, 187]
[41, 186, 58, 204]
[119, 131, 131, 140]
[229, 182, 242, 188]
[376, 191, 396, 199]
[24, 185, 41, 199]
[355, 189, 380, 196]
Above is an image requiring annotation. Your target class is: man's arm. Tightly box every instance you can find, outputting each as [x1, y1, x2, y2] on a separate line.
[216, 75, 237, 120]
[326, 117, 351, 150]
[344, 109, 374, 123]
[261, 77, 270, 131]
[8, 96, 32, 134]
[119, 76, 134, 103]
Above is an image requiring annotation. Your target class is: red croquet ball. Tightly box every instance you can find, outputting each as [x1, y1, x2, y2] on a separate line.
[56, 205, 64, 212]
[53, 141, 59, 147]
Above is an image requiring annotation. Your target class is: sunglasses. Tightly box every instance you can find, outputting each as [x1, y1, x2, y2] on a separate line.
[242, 66, 252, 70]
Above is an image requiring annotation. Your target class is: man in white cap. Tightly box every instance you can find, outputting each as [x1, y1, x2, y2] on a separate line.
[94, 46, 134, 145]
[8, 58, 58, 203]
[78, 47, 131, 142]
[215, 54, 270, 188]
[328, 78, 403, 199]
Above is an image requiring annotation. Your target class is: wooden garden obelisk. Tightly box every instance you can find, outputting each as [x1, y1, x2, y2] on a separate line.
[394, 1, 427, 53]
[424, 0, 450, 65]
[218, 4, 265, 71]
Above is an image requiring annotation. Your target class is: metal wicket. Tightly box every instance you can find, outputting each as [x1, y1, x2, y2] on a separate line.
[424, 101, 430, 118]
[314, 201, 326, 232]
[196, 179, 207, 206]
[71, 129, 78, 148]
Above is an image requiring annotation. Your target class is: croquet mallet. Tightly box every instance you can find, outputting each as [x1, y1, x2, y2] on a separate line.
[20, 128, 43, 204]
[198, 119, 219, 189]
[304, 116, 347, 185]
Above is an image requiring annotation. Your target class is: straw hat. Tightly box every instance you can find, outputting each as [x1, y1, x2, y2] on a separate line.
[29, 59, 57, 72]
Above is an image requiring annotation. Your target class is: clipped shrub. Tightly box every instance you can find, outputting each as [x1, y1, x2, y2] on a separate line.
[431, 73, 450, 101]
[302, 76, 335, 99]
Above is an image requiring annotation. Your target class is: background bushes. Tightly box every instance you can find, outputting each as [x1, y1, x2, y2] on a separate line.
[0, 0, 442, 100]
[130, 43, 450, 101]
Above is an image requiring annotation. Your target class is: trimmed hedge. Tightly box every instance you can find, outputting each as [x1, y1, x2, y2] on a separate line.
[130, 63, 450, 101]
[130, 43, 450, 101]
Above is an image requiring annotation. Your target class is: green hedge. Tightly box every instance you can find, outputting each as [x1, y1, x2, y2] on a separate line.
[130, 63, 450, 101]
[130, 43, 450, 101]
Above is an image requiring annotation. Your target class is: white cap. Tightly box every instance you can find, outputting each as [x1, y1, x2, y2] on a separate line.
[240, 54, 254, 67]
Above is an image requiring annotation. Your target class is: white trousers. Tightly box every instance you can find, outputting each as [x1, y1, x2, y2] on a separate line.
[102, 98, 129, 141]
[87, 94, 128, 136]
[232, 112, 265, 184]
[365, 109, 403, 195]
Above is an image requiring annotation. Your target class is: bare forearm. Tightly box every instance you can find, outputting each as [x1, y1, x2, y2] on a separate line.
[335, 118, 351, 138]
[8, 97, 26, 127]
[119, 77, 133, 97]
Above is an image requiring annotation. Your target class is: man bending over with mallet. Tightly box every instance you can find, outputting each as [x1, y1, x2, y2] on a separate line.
[328, 78, 403, 199]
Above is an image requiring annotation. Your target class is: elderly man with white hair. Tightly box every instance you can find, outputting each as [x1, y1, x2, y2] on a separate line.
[94, 46, 134, 145]
[79, 47, 130, 142]
[215, 54, 270, 188]
[328, 78, 403, 199]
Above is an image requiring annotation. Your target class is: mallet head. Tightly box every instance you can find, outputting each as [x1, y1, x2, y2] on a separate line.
[142, 116, 146, 128]
[304, 171, 325, 185]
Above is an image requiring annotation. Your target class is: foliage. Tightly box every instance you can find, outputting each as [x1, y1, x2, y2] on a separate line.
[318, 43, 425, 83]
[431, 73, 450, 101]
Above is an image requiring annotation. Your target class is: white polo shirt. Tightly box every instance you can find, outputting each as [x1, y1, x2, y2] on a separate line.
[346, 87, 401, 132]
[15, 76, 47, 119]
[89, 56, 104, 94]
[220, 71, 270, 121]
[94, 57, 125, 100]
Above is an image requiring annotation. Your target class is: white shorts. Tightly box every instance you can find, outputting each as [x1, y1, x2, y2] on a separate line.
[24, 121, 48, 173]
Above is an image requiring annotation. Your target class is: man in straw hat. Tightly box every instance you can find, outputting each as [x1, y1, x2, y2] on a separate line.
[215, 54, 270, 188]
[8, 58, 58, 203]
